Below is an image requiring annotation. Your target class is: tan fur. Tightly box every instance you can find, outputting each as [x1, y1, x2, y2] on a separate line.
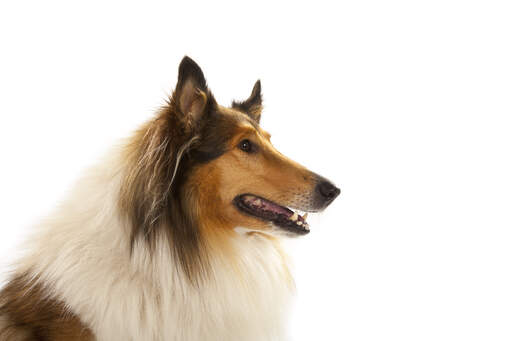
[0, 57, 338, 340]
[189, 108, 317, 235]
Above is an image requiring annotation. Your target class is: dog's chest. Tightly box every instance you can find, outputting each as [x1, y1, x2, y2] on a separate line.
[92, 233, 295, 341]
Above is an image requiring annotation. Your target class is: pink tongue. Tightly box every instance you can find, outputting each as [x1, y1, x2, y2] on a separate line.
[244, 195, 293, 217]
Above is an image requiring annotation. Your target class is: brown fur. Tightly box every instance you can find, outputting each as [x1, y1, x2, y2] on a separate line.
[188, 118, 316, 232]
[232, 80, 263, 122]
[1, 56, 338, 340]
[0, 273, 93, 341]
[118, 57, 319, 283]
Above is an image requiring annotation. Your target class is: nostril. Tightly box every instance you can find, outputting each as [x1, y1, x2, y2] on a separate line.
[318, 181, 340, 200]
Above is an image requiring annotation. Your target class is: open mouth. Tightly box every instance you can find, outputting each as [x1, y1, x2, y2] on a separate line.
[234, 194, 310, 235]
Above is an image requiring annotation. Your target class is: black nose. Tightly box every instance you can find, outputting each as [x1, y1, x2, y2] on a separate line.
[317, 181, 341, 201]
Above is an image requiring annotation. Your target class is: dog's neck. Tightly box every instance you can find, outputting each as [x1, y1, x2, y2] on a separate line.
[13, 150, 295, 340]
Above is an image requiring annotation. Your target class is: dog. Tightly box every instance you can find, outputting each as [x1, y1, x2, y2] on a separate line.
[0, 56, 340, 341]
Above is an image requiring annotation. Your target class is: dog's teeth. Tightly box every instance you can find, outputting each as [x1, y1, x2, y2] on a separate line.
[297, 221, 303, 226]
[254, 199, 262, 206]
[302, 213, 308, 220]
[290, 212, 298, 221]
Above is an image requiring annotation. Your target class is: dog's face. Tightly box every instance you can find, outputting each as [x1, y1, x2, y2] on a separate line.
[176, 57, 340, 236]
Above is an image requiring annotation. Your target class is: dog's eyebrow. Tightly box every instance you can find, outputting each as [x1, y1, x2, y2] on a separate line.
[261, 131, 271, 140]
[242, 118, 271, 139]
[237, 122, 271, 141]
[252, 124, 271, 141]
[235, 124, 258, 136]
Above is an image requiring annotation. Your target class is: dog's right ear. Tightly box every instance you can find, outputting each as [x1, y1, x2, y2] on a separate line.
[173, 56, 215, 132]
[232, 80, 263, 123]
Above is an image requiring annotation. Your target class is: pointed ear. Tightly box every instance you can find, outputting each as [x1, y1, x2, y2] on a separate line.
[174, 56, 215, 132]
[232, 80, 263, 123]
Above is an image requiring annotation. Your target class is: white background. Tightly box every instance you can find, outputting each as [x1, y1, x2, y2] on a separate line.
[1, 1, 511, 340]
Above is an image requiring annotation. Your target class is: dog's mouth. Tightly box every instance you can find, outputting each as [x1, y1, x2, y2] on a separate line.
[234, 194, 310, 235]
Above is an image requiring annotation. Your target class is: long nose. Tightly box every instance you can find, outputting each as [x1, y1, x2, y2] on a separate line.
[314, 178, 340, 209]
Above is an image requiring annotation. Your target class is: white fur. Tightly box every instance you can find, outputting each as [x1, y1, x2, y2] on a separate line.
[11, 146, 295, 341]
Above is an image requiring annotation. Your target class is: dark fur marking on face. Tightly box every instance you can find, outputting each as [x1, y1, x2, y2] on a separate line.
[188, 112, 242, 163]
[119, 57, 244, 283]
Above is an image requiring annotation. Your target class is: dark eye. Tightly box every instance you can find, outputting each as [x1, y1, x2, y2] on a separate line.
[238, 139, 254, 153]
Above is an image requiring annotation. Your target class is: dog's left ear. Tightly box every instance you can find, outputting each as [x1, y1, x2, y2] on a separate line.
[174, 56, 216, 133]
[232, 80, 263, 123]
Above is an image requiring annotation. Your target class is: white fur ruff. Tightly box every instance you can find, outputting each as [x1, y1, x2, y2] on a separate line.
[13, 147, 295, 341]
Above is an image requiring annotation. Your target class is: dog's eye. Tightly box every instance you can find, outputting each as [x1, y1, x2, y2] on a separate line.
[238, 139, 254, 153]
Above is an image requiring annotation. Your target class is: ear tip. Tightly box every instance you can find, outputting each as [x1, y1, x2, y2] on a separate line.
[179, 56, 200, 74]
[180, 55, 195, 66]
[178, 56, 207, 89]
[252, 79, 262, 97]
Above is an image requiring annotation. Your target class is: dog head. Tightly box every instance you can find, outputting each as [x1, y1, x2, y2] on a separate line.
[120, 56, 340, 276]
[172, 57, 339, 236]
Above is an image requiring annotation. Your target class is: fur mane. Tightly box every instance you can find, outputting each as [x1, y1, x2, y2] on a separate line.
[0, 57, 309, 341]
[119, 99, 210, 282]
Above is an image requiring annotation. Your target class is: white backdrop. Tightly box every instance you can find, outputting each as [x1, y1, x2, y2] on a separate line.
[1, 1, 511, 340]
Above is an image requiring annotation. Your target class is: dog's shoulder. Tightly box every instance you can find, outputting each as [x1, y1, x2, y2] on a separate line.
[0, 273, 94, 341]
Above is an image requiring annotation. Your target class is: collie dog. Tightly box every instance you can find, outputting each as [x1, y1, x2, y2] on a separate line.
[0, 57, 339, 341]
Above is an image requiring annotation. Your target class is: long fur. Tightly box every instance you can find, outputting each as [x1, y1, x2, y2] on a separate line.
[0, 56, 338, 341]
[2, 143, 294, 340]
